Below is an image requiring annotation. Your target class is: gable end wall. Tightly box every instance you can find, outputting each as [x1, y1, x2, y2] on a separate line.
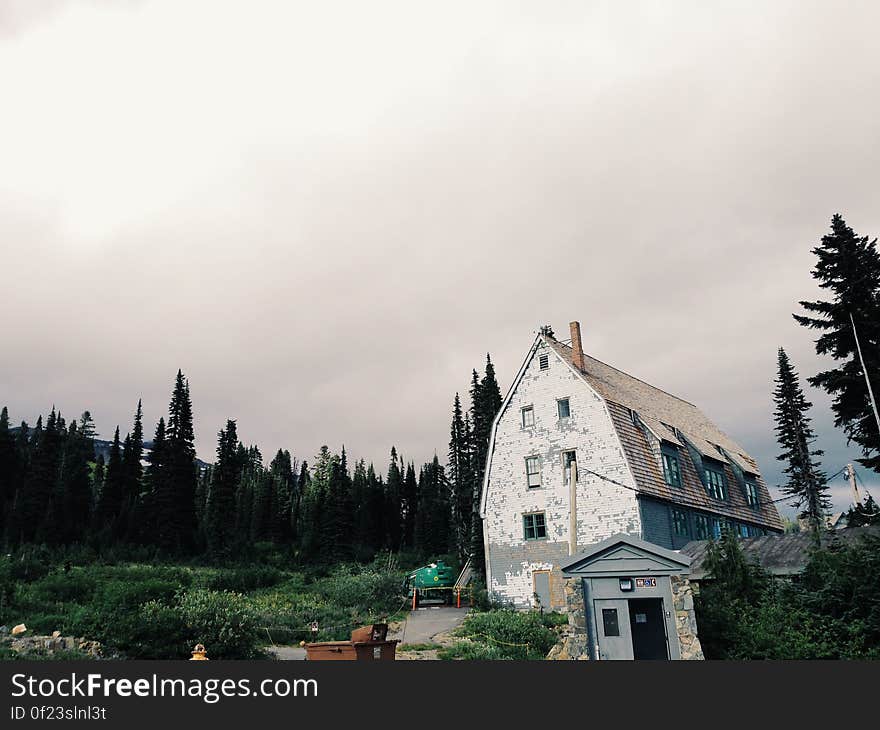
[483, 337, 642, 608]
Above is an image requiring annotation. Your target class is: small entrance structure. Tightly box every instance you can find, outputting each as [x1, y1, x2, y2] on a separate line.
[558, 534, 702, 660]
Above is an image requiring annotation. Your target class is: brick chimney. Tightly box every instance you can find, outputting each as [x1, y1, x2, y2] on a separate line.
[570, 321, 585, 371]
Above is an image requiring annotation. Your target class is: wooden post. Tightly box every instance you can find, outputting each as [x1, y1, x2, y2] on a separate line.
[411, 587, 417, 611]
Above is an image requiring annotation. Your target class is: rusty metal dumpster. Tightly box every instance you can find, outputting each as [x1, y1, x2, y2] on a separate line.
[304, 623, 398, 661]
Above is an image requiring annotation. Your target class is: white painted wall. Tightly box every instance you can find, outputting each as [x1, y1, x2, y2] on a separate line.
[483, 337, 642, 607]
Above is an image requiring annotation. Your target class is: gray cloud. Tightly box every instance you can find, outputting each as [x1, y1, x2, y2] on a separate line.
[1, 0, 878, 514]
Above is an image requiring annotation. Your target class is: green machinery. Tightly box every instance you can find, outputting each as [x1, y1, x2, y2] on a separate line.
[405, 561, 458, 605]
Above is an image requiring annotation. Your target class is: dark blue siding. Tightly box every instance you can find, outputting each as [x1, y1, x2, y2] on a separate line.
[638, 497, 674, 549]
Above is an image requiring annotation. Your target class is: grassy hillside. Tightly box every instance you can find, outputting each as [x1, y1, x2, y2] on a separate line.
[0, 547, 408, 659]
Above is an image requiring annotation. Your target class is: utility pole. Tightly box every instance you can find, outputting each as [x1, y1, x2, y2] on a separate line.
[569, 460, 578, 556]
[846, 463, 861, 507]
[850, 313, 880, 443]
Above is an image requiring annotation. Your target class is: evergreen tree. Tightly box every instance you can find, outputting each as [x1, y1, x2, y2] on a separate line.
[233, 444, 253, 543]
[269, 449, 295, 544]
[120, 400, 144, 538]
[364, 463, 385, 552]
[162, 371, 198, 552]
[92, 453, 105, 518]
[447, 394, 470, 560]
[322, 447, 353, 560]
[205, 420, 241, 556]
[292, 459, 309, 545]
[794, 214, 880, 472]
[15, 413, 60, 544]
[351, 458, 370, 549]
[469, 355, 502, 571]
[773, 348, 830, 537]
[415, 456, 451, 557]
[402, 461, 418, 548]
[0, 407, 19, 540]
[96, 427, 125, 537]
[58, 417, 94, 543]
[845, 494, 880, 527]
[384, 447, 403, 550]
[142, 417, 168, 546]
[300, 447, 334, 558]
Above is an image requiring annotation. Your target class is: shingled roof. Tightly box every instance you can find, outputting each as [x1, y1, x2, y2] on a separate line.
[544, 334, 783, 532]
[681, 525, 880, 579]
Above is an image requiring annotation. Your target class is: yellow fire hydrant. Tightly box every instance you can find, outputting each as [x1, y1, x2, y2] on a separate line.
[190, 643, 209, 660]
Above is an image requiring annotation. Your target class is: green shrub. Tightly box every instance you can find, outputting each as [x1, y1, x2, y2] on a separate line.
[128, 601, 191, 659]
[206, 566, 286, 593]
[438, 641, 512, 660]
[177, 589, 263, 659]
[93, 578, 181, 612]
[27, 570, 98, 604]
[695, 532, 880, 660]
[453, 610, 557, 660]
[313, 565, 405, 614]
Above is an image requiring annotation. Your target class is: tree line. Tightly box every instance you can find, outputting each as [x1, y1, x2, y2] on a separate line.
[0, 358, 502, 568]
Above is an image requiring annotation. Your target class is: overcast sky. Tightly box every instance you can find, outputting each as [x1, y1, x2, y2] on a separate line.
[1, 0, 878, 515]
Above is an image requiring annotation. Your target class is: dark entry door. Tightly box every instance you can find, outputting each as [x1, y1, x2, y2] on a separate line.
[627, 598, 668, 660]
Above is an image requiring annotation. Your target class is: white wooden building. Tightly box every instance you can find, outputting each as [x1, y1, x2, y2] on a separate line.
[479, 321, 782, 609]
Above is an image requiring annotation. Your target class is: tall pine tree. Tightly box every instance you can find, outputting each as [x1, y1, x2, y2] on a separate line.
[163, 371, 198, 552]
[773, 348, 830, 536]
[794, 214, 880, 472]
[96, 427, 125, 539]
[0, 407, 19, 541]
[205, 420, 241, 556]
[447, 393, 470, 560]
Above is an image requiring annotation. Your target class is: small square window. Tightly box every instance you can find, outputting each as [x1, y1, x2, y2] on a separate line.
[602, 608, 620, 637]
[557, 398, 571, 419]
[521, 406, 535, 428]
[539, 354, 549, 370]
[525, 456, 542, 489]
[523, 512, 547, 540]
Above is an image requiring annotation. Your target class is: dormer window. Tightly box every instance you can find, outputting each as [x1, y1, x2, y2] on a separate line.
[557, 398, 571, 419]
[745, 480, 759, 508]
[539, 354, 549, 370]
[661, 446, 682, 487]
[705, 464, 727, 500]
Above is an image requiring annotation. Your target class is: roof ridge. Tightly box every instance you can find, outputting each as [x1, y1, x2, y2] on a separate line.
[550, 338, 698, 409]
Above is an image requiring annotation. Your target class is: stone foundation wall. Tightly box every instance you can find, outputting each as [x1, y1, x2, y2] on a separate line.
[670, 575, 704, 660]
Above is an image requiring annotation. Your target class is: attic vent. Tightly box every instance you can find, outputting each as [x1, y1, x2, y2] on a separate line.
[539, 354, 549, 370]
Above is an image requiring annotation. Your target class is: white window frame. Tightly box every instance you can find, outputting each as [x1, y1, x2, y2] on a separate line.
[557, 397, 571, 419]
[525, 456, 542, 489]
[523, 512, 547, 540]
[521, 405, 535, 429]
